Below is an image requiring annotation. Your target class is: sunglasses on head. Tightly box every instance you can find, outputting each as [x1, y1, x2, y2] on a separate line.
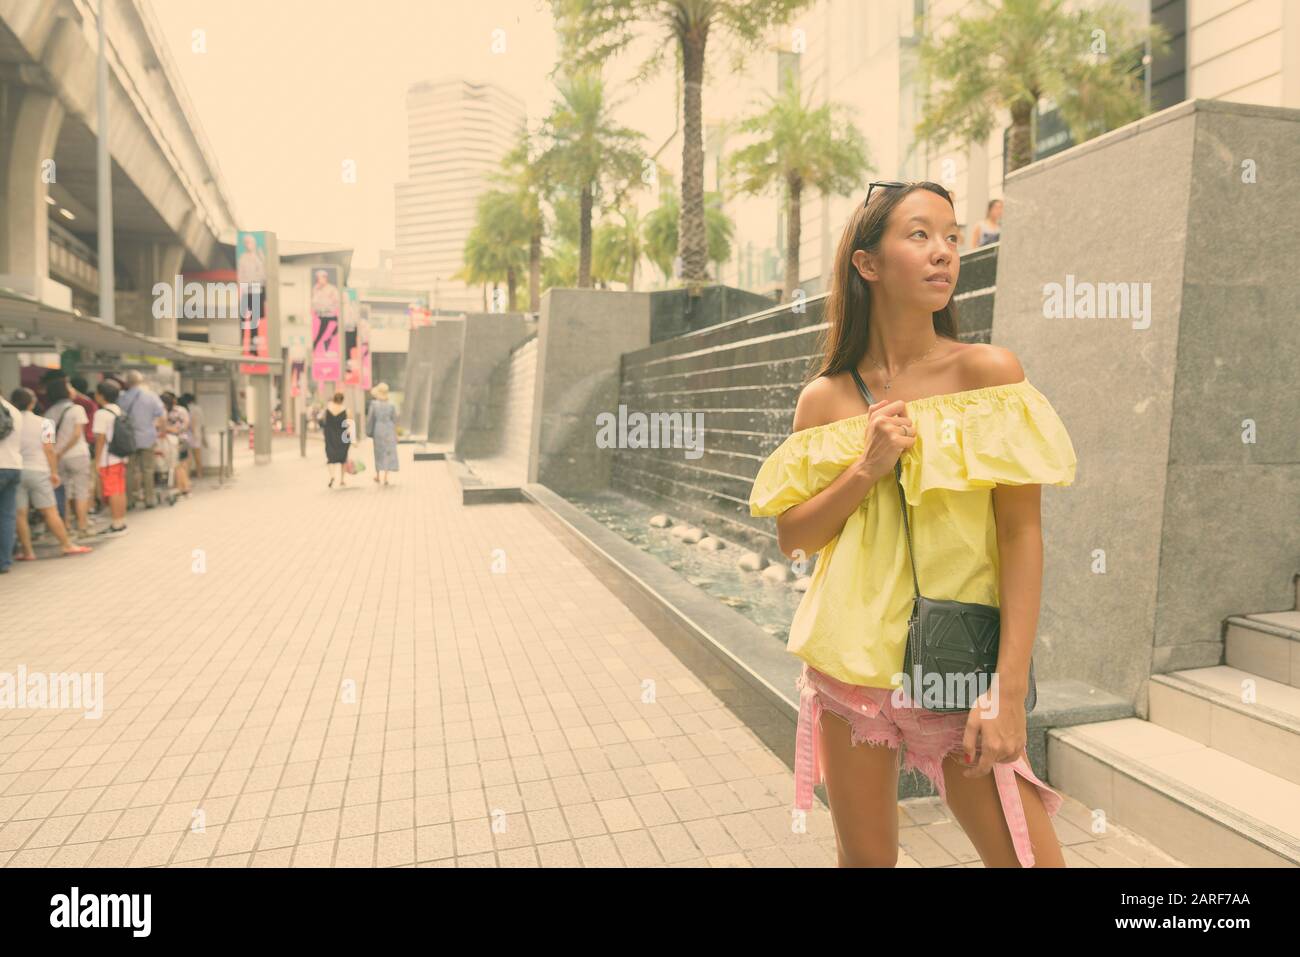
[865, 181, 910, 206]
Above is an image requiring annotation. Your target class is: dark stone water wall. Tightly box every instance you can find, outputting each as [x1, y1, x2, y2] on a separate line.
[648, 284, 779, 343]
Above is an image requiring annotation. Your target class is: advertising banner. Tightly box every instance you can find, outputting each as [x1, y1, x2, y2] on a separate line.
[237, 230, 279, 375]
[310, 264, 342, 381]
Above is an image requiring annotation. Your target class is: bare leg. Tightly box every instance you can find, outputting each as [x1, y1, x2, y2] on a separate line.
[74, 495, 91, 533]
[108, 491, 126, 526]
[817, 708, 903, 867]
[38, 506, 77, 550]
[940, 752, 1066, 868]
[16, 509, 33, 558]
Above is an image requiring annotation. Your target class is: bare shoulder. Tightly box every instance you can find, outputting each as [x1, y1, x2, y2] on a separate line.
[959, 342, 1025, 389]
[791, 375, 841, 432]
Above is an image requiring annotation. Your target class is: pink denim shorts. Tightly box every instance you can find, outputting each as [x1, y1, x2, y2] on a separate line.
[794, 662, 1063, 867]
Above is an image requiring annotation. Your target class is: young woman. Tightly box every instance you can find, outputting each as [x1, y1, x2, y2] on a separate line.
[322, 392, 351, 487]
[178, 393, 204, 478]
[970, 197, 1003, 248]
[749, 182, 1077, 868]
[160, 392, 192, 498]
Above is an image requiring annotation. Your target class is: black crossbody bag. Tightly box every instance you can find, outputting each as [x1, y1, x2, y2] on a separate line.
[849, 367, 1037, 714]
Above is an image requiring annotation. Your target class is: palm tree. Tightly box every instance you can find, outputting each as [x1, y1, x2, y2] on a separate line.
[453, 229, 497, 311]
[537, 67, 647, 288]
[542, 239, 579, 290]
[726, 71, 872, 300]
[553, 0, 817, 291]
[593, 206, 645, 290]
[490, 124, 551, 312]
[454, 190, 529, 311]
[642, 174, 734, 285]
[915, 0, 1170, 175]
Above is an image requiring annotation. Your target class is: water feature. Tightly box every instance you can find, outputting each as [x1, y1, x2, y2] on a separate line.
[463, 334, 537, 486]
[563, 488, 807, 644]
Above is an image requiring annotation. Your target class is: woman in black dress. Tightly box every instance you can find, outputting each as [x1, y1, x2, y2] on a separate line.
[322, 391, 351, 487]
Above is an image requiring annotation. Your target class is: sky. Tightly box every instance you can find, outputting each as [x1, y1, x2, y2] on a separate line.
[152, 0, 683, 270]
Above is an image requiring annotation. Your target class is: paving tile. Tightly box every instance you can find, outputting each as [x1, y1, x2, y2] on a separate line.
[0, 441, 1187, 870]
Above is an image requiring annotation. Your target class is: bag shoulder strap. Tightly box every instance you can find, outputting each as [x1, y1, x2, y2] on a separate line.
[848, 366, 921, 600]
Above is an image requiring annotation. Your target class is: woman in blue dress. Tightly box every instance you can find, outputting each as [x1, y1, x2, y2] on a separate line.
[366, 382, 399, 486]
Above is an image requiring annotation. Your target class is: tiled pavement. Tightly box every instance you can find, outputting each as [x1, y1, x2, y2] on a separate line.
[0, 435, 1183, 867]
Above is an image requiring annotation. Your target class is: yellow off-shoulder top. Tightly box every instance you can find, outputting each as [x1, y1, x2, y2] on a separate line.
[748, 378, 1077, 688]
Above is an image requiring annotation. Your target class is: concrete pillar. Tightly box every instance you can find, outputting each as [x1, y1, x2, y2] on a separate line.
[118, 239, 185, 338]
[993, 99, 1300, 706]
[0, 82, 66, 302]
[529, 289, 651, 493]
[253, 376, 271, 464]
[0, 352, 20, 398]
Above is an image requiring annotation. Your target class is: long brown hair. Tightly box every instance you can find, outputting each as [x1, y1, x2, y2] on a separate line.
[806, 181, 961, 386]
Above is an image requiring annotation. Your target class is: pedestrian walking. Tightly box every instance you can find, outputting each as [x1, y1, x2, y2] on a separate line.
[366, 382, 399, 486]
[322, 392, 351, 488]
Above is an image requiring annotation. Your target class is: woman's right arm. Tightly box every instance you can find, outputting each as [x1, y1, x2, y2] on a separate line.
[774, 382, 913, 562]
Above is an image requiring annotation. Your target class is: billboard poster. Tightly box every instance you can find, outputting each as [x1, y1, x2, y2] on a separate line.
[290, 360, 305, 397]
[237, 230, 270, 374]
[310, 264, 342, 381]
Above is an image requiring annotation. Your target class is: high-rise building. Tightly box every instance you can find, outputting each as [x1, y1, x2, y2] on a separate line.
[393, 78, 526, 311]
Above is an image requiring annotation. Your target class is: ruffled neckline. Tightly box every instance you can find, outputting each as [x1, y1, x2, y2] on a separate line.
[788, 378, 1035, 438]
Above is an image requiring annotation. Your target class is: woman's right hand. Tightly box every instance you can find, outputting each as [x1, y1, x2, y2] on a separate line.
[857, 399, 916, 482]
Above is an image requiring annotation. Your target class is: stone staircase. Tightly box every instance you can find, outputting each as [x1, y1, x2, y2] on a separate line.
[1048, 573, 1300, 867]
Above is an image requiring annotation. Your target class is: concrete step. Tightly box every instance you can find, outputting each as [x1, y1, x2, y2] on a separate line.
[1048, 717, 1300, 867]
[1224, 612, 1300, 689]
[1149, 666, 1300, 786]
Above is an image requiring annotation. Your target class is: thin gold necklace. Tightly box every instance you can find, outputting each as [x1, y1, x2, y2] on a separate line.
[862, 338, 939, 391]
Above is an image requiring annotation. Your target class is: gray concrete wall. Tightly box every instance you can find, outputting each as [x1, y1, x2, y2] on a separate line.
[399, 318, 463, 442]
[530, 288, 652, 493]
[453, 312, 535, 459]
[425, 319, 465, 445]
[994, 98, 1300, 708]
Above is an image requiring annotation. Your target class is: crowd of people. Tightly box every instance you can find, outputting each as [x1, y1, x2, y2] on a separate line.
[0, 369, 206, 574]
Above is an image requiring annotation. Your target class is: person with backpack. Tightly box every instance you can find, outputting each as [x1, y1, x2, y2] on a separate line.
[92, 380, 130, 536]
[45, 378, 95, 539]
[8, 387, 90, 560]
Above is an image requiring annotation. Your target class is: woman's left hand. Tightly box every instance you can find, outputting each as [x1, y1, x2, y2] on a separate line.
[961, 676, 1027, 778]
